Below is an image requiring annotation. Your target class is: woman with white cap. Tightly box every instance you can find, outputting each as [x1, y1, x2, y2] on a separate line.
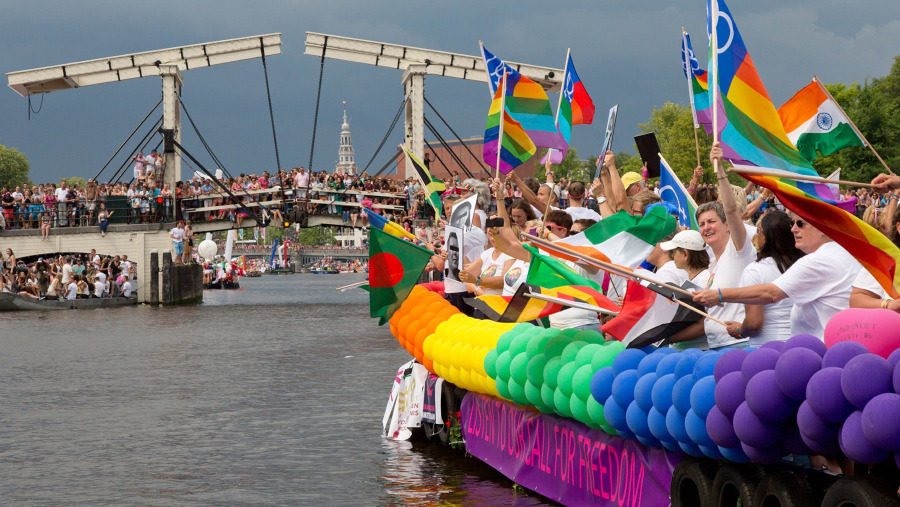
[661, 230, 712, 351]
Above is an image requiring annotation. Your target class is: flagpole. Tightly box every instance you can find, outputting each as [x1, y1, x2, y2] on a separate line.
[526, 292, 619, 316]
[683, 28, 702, 168]
[659, 153, 700, 210]
[814, 76, 894, 175]
[495, 68, 507, 181]
[543, 48, 571, 167]
[522, 233, 728, 325]
[727, 166, 877, 189]
[710, 0, 721, 177]
[401, 143, 441, 217]
[335, 280, 367, 291]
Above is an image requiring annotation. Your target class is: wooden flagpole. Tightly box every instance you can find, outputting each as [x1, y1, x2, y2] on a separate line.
[522, 233, 728, 325]
[683, 28, 702, 168]
[727, 165, 877, 189]
[814, 76, 894, 175]
[525, 291, 619, 316]
[335, 280, 367, 291]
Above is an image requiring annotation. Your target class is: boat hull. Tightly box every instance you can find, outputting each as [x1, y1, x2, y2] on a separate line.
[0, 292, 137, 311]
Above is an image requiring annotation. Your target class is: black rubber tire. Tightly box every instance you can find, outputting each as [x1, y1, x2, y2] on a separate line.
[821, 476, 900, 507]
[671, 457, 717, 507]
[752, 471, 815, 507]
[712, 464, 764, 507]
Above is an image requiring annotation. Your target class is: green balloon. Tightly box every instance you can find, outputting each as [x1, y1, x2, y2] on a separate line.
[575, 343, 603, 366]
[509, 330, 532, 357]
[572, 363, 595, 401]
[570, 395, 590, 424]
[543, 356, 563, 389]
[554, 388, 574, 418]
[483, 349, 499, 379]
[544, 329, 575, 357]
[495, 376, 511, 400]
[495, 328, 517, 353]
[600, 422, 617, 436]
[495, 350, 512, 382]
[561, 341, 587, 364]
[590, 345, 619, 371]
[526, 328, 556, 358]
[541, 383, 556, 410]
[574, 329, 607, 345]
[510, 352, 529, 385]
[556, 361, 578, 398]
[526, 354, 548, 386]
[524, 380, 543, 407]
[508, 379, 528, 405]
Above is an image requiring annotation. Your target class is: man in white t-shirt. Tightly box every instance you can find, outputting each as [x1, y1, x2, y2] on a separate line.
[61, 257, 73, 285]
[93, 276, 105, 298]
[564, 181, 601, 222]
[121, 279, 133, 298]
[170, 221, 185, 264]
[694, 214, 860, 339]
[121, 255, 132, 280]
[65, 280, 78, 300]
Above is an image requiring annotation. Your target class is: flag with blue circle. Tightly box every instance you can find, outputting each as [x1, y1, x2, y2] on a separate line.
[658, 155, 699, 231]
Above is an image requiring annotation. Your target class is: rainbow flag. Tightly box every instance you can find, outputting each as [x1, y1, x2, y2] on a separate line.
[706, 0, 814, 175]
[735, 169, 900, 298]
[731, 163, 857, 213]
[483, 83, 537, 174]
[543, 52, 595, 164]
[681, 31, 712, 134]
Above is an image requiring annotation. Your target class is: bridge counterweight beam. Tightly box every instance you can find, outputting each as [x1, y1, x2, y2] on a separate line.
[402, 65, 426, 179]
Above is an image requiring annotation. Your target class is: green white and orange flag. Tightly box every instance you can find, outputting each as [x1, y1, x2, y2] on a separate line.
[402, 145, 445, 216]
[368, 227, 434, 325]
[777, 77, 865, 161]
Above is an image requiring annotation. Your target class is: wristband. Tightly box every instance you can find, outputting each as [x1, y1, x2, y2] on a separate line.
[891, 195, 900, 201]
[717, 175, 728, 181]
[736, 324, 742, 338]
[882, 298, 891, 309]
[475, 276, 482, 287]
[718, 288, 724, 304]
[686, 187, 695, 192]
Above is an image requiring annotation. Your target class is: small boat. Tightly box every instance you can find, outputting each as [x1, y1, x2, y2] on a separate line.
[0, 292, 137, 311]
[203, 279, 241, 290]
[245, 270, 262, 278]
[310, 267, 339, 274]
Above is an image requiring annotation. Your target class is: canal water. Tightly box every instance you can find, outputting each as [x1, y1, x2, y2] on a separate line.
[0, 275, 555, 505]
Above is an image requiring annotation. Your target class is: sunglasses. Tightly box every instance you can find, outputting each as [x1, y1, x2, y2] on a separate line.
[546, 224, 566, 231]
[790, 219, 808, 228]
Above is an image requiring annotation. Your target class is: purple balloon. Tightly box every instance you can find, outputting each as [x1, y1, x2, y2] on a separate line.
[840, 410, 890, 464]
[714, 349, 750, 382]
[842, 354, 893, 409]
[733, 401, 784, 448]
[783, 334, 827, 357]
[651, 373, 677, 413]
[760, 341, 786, 353]
[895, 363, 900, 395]
[742, 441, 787, 464]
[806, 367, 855, 423]
[797, 400, 839, 442]
[714, 371, 746, 418]
[862, 393, 900, 451]
[693, 351, 722, 381]
[707, 405, 740, 448]
[781, 419, 813, 456]
[746, 369, 799, 422]
[887, 348, 900, 370]
[775, 347, 822, 401]
[690, 376, 718, 419]
[822, 341, 868, 369]
[741, 347, 781, 384]
[685, 408, 715, 447]
[801, 431, 840, 455]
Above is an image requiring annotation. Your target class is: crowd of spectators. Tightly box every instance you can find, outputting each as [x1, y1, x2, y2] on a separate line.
[0, 247, 135, 300]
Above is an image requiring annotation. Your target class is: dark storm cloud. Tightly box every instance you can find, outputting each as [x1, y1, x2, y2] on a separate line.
[1, 0, 897, 183]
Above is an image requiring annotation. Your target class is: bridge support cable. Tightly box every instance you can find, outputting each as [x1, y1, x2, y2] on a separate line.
[307, 36, 328, 171]
[92, 98, 163, 183]
[260, 40, 282, 173]
[162, 129, 262, 223]
[367, 150, 404, 180]
[178, 96, 233, 180]
[423, 116, 477, 180]
[109, 115, 164, 184]
[424, 96, 491, 176]
[346, 99, 405, 189]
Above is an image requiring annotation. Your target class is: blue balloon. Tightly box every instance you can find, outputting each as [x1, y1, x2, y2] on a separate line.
[655, 353, 682, 376]
[685, 408, 715, 447]
[674, 349, 704, 378]
[693, 351, 723, 381]
[652, 373, 677, 414]
[604, 396, 631, 438]
[637, 435, 662, 448]
[648, 407, 674, 443]
[679, 441, 704, 457]
[638, 351, 668, 376]
[633, 373, 657, 412]
[626, 400, 653, 440]
[612, 349, 646, 375]
[639, 345, 659, 355]
[719, 445, 751, 463]
[690, 375, 718, 419]
[590, 367, 616, 405]
[661, 440, 682, 453]
[611, 369, 640, 408]
[699, 444, 724, 460]
[672, 374, 696, 415]
[666, 405, 690, 443]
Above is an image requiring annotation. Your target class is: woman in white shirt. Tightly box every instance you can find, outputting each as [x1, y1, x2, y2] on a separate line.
[725, 211, 804, 345]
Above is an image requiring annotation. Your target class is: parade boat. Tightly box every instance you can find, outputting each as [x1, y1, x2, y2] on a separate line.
[0, 292, 137, 311]
[202, 279, 240, 290]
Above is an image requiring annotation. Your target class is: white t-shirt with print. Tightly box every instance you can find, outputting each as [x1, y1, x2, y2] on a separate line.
[773, 241, 860, 339]
[705, 232, 756, 348]
[501, 259, 528, 297]
[477, 248, 511, 296]
[740, 257, 794, 345]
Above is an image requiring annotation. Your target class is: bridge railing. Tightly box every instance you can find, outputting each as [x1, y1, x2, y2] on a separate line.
[2, 197, 176, 230]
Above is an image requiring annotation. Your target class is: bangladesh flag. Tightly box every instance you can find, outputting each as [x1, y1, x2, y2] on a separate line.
[368, 227, 434, 325]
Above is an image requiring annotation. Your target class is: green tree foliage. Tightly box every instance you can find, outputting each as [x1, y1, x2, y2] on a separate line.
[533, 147, 593, 182]
[638, 101, 715, 184]
[61, 176, 86, 188]
[0, 145, 31, 190]
[298, 226, 336, 246]
[813, 57, 900, 184]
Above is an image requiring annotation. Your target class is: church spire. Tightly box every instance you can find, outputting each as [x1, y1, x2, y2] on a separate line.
[336, 100, 357, 175]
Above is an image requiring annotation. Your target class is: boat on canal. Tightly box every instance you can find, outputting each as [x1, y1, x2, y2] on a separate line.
[0, 292, 137, 311]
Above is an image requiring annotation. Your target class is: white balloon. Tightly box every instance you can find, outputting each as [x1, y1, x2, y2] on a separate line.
[198, 239, 218, 260]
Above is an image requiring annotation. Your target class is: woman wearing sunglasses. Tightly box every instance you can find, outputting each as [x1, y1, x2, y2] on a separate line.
[693, 211, 861, 340]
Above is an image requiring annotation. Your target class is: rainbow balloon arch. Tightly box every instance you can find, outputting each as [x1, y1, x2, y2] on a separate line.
[390, 284, 900, 468]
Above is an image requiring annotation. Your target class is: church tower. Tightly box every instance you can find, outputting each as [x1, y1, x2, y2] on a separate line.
[336, 101, 358, 175]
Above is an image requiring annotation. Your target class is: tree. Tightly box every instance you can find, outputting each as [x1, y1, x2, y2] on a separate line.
[0, 145, 30, 190]
[61, 176, 86, 188]
[638, 102, 714, 184]
[298, 226, 336, 246]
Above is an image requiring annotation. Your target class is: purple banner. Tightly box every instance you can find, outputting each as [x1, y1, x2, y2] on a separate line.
[461, 393, 680, 507]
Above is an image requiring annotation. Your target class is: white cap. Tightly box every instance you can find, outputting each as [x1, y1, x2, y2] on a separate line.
[660, 230, 706, 252]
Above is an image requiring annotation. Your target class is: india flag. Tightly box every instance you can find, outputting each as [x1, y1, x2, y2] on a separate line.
[534, 207, 677, 270]
[778, 78, 865, 161]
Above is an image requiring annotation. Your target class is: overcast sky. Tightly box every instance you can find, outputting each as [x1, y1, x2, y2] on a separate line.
[1, 0, 897, 184]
